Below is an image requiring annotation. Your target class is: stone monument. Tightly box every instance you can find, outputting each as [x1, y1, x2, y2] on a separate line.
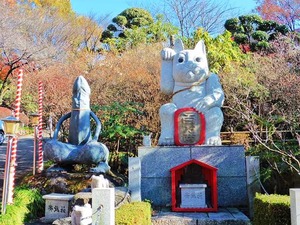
[44, 76, 110, 173]
[158, 39, 224, 146]
[129, 40, 254, 216]
[92, 175, 115, 225]
[42, 193, 74, 222]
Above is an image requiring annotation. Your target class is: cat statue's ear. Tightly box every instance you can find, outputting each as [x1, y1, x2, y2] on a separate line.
[174, 39, 184, 53]
[195, 40, 207, 55]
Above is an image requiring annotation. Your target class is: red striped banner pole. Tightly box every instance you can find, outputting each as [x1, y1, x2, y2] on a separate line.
[7, 69, 23, 204]
[37, 81, 43, 173]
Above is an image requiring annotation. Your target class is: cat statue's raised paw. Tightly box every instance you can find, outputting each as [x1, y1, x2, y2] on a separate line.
[158, 39, 224, 146]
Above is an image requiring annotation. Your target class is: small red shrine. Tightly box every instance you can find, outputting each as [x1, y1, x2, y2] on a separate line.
[170, 159, 218, 212]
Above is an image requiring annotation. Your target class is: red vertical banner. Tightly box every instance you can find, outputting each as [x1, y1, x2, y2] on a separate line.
[8, 69, 23, 203]
[37, 81, 43, 173]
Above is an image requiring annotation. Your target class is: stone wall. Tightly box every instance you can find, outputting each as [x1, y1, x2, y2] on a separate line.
[134, 145, 247, 207]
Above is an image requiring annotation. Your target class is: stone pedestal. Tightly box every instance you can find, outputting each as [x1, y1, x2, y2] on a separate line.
[246, 156, 260, 218]
[128, 157, 141, 202]
[131, 145, 247, 207]
[290, 188, 300, 225]
[92, 188, 115, 225]
[42, 193, 74, 222]
[180, 184, 207, 208]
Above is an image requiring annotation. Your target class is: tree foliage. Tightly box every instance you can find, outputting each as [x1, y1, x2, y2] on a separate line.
[158, 0, 234, 37]
[224, 14, 288, 52]
[75, 15, 106, 53]
[18, 0, 74, 16]
[220, 33, 300, 193]
[102, 9, 178, 52]
[0, 1, 111, 105]
[0, 2, 81, 104]
[191, 28, 246, 73]
[104, 7, 154, 39]
[256, 0, 300, 31]
[114, 8, 154, 29]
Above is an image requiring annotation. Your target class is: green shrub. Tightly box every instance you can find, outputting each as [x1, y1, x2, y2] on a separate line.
[116, 202, 152, 225]
[0, 186, 44, 225]
[253, 193, 290, 225]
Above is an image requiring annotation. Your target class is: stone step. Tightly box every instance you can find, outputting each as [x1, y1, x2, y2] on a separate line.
[151, 208, 251, 225]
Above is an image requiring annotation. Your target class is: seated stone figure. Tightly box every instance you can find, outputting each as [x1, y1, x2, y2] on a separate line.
[44, 76, 110, 173]
[159, 39, 224, 146]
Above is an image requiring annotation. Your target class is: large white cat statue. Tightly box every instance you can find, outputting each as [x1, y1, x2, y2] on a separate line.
[158, 39, 224, 146]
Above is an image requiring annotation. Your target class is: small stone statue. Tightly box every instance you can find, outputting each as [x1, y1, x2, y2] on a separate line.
[91, 174, 109, 189]
[44, 76, 110, 173]
[71, 203, 92, 225]
[158, 39, 224, 146]
[142, 133, 152, 147]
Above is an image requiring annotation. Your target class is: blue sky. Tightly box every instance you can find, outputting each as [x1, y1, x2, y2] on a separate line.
[70, 0, 130, 17]
[70, 0, 257, 18]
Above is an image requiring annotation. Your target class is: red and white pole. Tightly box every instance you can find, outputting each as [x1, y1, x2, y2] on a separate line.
[37, 81, 43, 173]
[7, 69, 23, 204]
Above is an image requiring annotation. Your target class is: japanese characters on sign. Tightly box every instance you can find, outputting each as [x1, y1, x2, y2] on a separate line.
[47, 204, 67, 214]
[183, 190, 204, 200]
[174, 108, 205, 146]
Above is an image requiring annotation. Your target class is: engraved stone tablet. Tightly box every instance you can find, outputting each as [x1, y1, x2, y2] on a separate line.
[174, 108, 205, 146]
[43, 193, 74, 221]
[180, 183, 207, 208]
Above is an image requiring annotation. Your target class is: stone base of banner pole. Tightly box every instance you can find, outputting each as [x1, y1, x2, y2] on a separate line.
[92, 187, 115, 225]
[290, 189, 300, 225]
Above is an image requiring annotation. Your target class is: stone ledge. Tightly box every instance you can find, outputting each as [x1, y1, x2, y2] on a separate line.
[138, 145, 246, 177]
[152, 208, 251, 225]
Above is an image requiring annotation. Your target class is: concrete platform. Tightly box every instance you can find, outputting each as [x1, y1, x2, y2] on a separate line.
[152, 208, 251, 225]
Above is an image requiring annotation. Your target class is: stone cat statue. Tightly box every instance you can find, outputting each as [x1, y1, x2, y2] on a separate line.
[158, 39, 224, 146]
[91, 175, 109, 189]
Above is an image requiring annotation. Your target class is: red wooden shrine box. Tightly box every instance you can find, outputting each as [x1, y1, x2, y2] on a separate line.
[170, 159, 218, 212]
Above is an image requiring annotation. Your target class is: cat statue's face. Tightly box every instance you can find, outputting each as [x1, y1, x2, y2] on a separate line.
[172, 40, 209, 84]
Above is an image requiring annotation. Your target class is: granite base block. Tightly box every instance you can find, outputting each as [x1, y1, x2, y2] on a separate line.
[137, 145, 247, 208]
[217, 177, 247, 206]
[141, 178, 171, 206]
[191, 146, 246, 177]
[139, 146, 190, 177]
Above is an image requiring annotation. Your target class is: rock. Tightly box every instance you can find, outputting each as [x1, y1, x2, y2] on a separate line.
[74, 192, 92, 206]
[52, 217, 72, 225]
[115, 186, 131, 209]
[49, 177, 68, 193]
